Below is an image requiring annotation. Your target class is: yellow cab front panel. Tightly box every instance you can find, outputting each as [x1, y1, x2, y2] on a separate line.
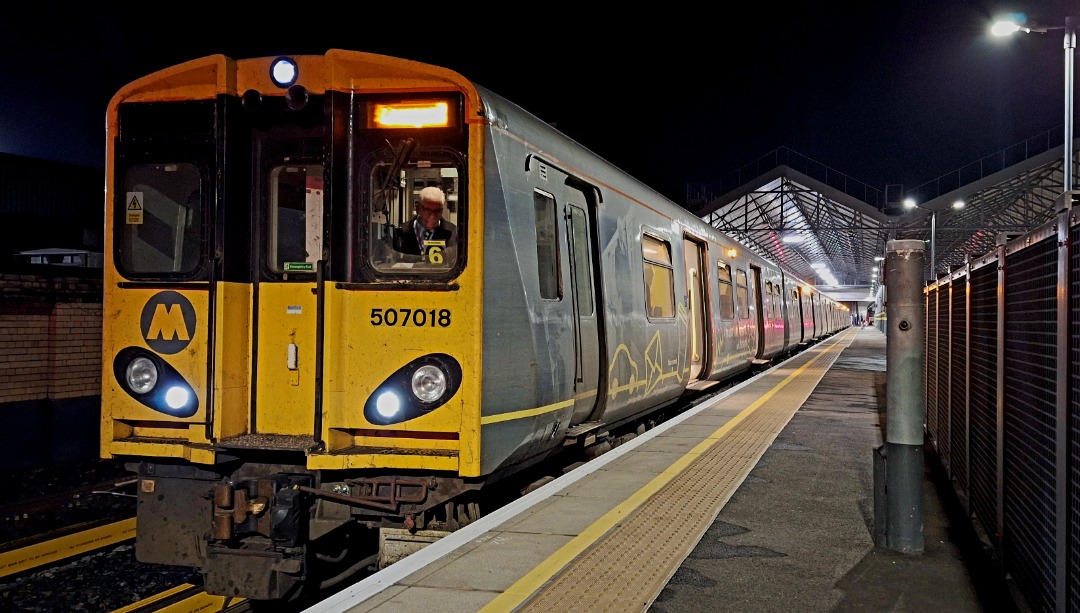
[100, 51, 485, 476]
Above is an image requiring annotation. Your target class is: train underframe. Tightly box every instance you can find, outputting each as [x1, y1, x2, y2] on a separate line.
[130, 456, 501, 600]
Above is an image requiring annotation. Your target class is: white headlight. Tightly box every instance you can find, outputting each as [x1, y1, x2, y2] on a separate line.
[126, 357, 158, 394]
[165, 386, 190, 410]
[376, 391, 401, 418]
[411, 365, 447, 403]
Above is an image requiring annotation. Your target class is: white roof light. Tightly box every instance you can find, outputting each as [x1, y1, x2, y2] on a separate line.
[270, 57, 299, 88]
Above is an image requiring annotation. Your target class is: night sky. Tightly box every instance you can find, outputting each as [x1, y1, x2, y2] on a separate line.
[1, 1, 1073, 205]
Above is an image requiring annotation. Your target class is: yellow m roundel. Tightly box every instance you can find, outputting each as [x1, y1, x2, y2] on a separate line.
[140, 291, 196, 354]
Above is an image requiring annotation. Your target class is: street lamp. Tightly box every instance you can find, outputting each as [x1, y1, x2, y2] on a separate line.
[992, 15, 1076, 192]
[903, 198, 934, 280]
[904, 198, 965, 281]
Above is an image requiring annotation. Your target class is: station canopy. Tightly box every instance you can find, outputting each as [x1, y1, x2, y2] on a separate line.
[686, 141, 1071, 303]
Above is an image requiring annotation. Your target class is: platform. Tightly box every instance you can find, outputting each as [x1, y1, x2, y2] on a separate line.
[304, 327, 1012, 613]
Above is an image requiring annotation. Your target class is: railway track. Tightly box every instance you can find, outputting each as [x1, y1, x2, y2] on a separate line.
[1, 476, 137, 573]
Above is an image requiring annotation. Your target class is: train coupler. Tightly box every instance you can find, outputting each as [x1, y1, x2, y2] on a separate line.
[209, 474, 312, 545]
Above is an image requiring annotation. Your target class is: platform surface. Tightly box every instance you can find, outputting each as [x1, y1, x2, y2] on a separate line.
[306, 327, 1010, 613]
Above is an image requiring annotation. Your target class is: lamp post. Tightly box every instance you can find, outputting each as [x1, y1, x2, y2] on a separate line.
[904, 198, 964, 281]
[992, 16, 1076, 193]
[1069, 16, 1075, 192]
[903, 198, 934, 281]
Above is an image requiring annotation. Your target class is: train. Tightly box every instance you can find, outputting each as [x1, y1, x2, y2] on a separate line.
[99, 49, 847, 600]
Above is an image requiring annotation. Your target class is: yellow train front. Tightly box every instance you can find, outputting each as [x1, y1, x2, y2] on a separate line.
[100, 51, 492, 599]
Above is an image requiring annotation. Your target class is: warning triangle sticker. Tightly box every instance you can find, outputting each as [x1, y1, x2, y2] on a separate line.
[128, 196, 142, 211]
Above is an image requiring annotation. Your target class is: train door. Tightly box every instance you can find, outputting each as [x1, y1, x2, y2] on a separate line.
[751, 265, 767, 361]
[780, 276, 793, 348]
[564, 188, 601, 425]
[735, 266, 757, 356]
[682, 237, 709, 381]
[801, 288, 815, 342]
[253, 162, 325, 436]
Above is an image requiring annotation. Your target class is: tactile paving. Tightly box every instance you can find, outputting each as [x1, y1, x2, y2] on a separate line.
[511, 332, 850, 612]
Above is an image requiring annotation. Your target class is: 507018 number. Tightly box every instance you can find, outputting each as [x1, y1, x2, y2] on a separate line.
[370, 308, 451, 327]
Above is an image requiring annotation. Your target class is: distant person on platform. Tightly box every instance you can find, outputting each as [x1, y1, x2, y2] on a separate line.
[394, 186, 457, 263]
[865, 305, 875, 327]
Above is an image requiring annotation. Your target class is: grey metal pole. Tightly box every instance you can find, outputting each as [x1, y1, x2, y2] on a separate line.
[1065, 16, 1075, 192]
[930, 212, 936, 281]
[882, 239, 925, 553]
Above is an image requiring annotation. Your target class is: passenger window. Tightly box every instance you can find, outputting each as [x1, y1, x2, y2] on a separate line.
[642, 234, 675, 318]
[717, 263, 735, 320]
[736, 269, 750, 319]
[568, 205, 594, 315]
[765, 281, 774, 317]
[534, 191, 561, 300]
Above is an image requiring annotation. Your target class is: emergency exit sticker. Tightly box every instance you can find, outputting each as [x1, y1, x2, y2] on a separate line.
[126, 192, 144, 225]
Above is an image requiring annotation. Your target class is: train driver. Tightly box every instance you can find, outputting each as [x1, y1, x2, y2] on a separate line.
[393, 186, 457, 264]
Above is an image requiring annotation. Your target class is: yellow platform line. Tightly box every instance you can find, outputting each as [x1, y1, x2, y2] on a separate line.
[479, 330, 851, 613]
[0, 517, 136, 578]
[111, 582, 239, 613]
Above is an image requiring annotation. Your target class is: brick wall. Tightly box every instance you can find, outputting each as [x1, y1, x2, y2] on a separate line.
[0, 271, 102, 403]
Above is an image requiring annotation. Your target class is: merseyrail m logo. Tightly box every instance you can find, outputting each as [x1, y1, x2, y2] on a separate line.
[140, 291, 196, 354]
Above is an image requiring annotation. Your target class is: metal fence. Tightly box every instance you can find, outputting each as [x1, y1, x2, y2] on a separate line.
[924, 197, 1078, 612]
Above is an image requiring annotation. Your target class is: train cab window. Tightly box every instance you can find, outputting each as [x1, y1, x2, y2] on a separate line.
[118, 163, 203, 275]
[736, 268, 750, 319]
[642, 234, 675, 318]
[366, 150, 462, 275]
[268, 165, 323, 273]
[534, 191, 561, 299]
[717, 262, 735, 320]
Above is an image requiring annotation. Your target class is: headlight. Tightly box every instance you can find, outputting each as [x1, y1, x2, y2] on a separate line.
[126, 357, 158, 393]
[364, 354, 462, 425]
[164, 386, 190, 410]
[376, 391, 402, 418]
[411, 365, 447, 403]
[113, 348, 199, 418]
[270, 57, 298, 88]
